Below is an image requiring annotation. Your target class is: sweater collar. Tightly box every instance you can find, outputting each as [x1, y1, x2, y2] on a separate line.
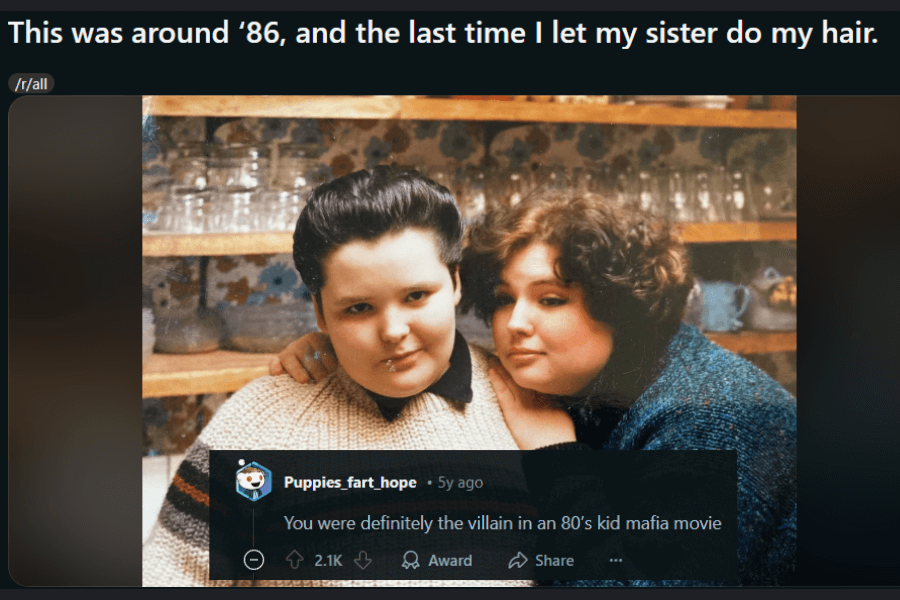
[364, 330, 473, 421]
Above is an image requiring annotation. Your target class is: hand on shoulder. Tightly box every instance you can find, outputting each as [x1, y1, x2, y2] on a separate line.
[487, 356, 576, 450]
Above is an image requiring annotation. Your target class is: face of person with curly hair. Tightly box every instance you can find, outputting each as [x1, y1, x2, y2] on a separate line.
[492, 241, 615, 397]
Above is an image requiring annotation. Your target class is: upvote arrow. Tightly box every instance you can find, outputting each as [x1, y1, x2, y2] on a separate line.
[286, 550, 304, 569]
[508, 551, 529, 569]
[354, 551, 373, 570]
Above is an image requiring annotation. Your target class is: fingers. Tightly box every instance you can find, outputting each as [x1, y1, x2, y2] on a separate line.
[302, 350, 328, 381]
[281, 352, 312, 384]
[317, 335, 339, 372]
[268, 356, 283, 376]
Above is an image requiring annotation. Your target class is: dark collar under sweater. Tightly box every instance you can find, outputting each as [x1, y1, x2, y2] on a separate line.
[364, 330, 473, 421]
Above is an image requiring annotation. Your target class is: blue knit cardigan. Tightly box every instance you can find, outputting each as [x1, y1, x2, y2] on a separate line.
[527, 323, 797, 587]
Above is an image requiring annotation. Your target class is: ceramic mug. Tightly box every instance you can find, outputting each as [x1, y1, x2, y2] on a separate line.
[701, 281, 751, 332]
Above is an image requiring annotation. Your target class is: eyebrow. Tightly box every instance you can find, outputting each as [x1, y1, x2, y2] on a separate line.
[332, 281, 444, 306]
[496, 278, 569, 289]
[333, 295, 374, 307]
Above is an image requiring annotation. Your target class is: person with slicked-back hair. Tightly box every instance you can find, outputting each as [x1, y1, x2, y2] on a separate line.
[142, 166, 529, 587]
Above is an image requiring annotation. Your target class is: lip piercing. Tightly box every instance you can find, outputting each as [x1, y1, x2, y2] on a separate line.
[387, 359, 396, 373]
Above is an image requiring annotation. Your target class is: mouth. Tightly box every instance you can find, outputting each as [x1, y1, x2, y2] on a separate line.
[383, 349, 422, 371]
[506, 348, 543, 364]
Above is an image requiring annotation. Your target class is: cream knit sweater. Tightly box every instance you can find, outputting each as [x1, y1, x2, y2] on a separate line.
[142, 343, 531, 587]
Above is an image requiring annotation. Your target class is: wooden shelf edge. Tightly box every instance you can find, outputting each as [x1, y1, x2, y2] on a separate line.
[680, 222, 796, 243]
[142, 350, 275, 397]
[144, 96, 796, 129]
[706, 331, 796, 354]
[143, 222, 796, 257]
[143, 232, 293, 256]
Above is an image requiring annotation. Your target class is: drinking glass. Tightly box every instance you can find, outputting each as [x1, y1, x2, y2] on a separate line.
[691, 166, 725, 222]
[723, 167, 758, 222]
[274, 143, 321, 193]
[667, 167, 696, 222]
[209, 144, 270, 190]
[168, 142, 208, 190]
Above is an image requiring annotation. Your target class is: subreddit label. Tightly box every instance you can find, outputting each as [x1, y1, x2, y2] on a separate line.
[9, 73, 55, 94]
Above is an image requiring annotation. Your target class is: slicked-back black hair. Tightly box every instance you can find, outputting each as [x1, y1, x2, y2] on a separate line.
[293, 165, 464, 299]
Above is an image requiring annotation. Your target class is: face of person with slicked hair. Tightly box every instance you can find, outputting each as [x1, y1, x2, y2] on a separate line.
[313, 229, 461, 398]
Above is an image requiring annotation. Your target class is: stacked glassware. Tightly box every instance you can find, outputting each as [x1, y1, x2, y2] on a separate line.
[150, 142, 325, 234]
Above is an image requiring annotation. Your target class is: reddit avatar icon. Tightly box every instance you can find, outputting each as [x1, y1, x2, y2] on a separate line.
[236, 462, 272, 501]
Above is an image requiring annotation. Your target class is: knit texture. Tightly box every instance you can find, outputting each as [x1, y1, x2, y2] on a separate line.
[142, 343, 530, 587]
[546, 323, 798, 587]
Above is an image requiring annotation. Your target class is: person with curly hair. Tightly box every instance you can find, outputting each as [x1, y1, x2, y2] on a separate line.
[271, 192, 797, 587]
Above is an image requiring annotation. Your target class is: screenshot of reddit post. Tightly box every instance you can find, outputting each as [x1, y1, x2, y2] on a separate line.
[7, 7, 900, 591]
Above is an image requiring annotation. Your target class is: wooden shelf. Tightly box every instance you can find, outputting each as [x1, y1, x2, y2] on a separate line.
[142, 231, 293, 257]
[142, 332, 795, 397]
[679, 221, 796, 243]
[143, 222, 795, 257]
[706, 331, 796, 355]
[143, 96, 796, 129]
[143, 350, 274, 398]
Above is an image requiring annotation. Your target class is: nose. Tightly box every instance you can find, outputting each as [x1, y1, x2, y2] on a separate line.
[380, 306, 411, 343]
[505, 299, 535, 336]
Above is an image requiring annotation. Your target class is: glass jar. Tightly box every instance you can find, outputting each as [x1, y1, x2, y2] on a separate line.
[691, 166, 725, 222]
[534, 165, 570, 193]
[457, 165, 488, 217]
[667, 167, 696, 222]
[638, 168, 668, 219]
[160, 187, 211, 233]
[723, 167, 758, 222]
[209, 144, 270, 190]
[572, 166, 605, 204]
[167, 142, 208, 190]
[274, 143, 321, 193]
[214, 188, 260, 233]
[504, 168, 531, 207]
[257, 189, 305, 232]
[615, 165, 638, 211]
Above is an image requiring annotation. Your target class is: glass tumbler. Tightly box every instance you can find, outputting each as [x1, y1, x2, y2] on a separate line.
[274, 143, 321, 193]
[615, 165, 638, 211]
[457, 165, 488, 217]
[167, 142, 208, 190]
[209, 144, 270, 190]
[723, 167, 758, 222]
[257, 189, 303, 232]
[667, 167, 696, 222]
[163, 187, 211, 233]
[638, 168, 667, 219]
[691, 167, 725, 222]
[217, 188, 259, 233]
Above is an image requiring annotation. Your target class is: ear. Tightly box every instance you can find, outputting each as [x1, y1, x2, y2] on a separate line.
[312, 295, 329, 335]
[451, 266, 462, 307]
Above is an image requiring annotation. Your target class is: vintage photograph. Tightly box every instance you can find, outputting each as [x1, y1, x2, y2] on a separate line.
[141, 95, 797, 587]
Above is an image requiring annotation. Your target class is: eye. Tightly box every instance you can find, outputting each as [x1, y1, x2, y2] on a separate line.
[345, 303, 371, 315]
[406, 290, 429, 302]
[540, 297, 567, 307]
[246, 476, 252, 482]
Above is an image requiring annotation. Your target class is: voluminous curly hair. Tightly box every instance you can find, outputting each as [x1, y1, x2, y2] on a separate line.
[460, 194, 694, 409]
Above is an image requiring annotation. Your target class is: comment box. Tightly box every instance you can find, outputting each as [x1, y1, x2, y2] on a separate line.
[209, 450, 736, 581]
